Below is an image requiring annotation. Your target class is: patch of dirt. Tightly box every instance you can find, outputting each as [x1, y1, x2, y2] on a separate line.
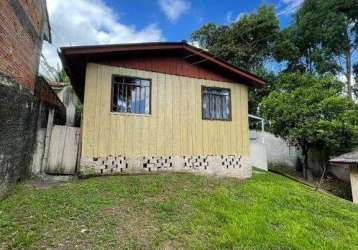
[103, 203, 159, 249]
[25, 175, 76, 189]
[270, 165, 352, 201]
[320, 175, 352, 201]
[25, 180, 66, 189]
[270, 165, 303, 179]
[160, 240, 178, 250]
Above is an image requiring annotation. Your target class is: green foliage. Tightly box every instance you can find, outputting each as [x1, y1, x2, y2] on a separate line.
[56, 67, 69, 83]
[191, 5, 279, 71]
[191, 5, 280, 114]
[248, 68, 277, 115]
[274, 0, 358, 98]
[261, 72, 358, 156]
[75, 103, 83, 114]
[0, 173, 357, 249]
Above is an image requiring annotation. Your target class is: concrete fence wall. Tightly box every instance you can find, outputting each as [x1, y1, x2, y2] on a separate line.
[249, 140, 268, 171]
[0, 75, 40, 197]
[249, 130, 303, 170]
[31, 128, 46, 175]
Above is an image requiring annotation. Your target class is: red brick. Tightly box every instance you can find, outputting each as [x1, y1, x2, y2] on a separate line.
[0, 1, 48, 92]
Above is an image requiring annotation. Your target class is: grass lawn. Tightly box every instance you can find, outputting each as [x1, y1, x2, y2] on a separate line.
[0, 172, 357, 249]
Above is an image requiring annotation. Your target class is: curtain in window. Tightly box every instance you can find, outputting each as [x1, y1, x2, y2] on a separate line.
[202, 87, 230, 120]
[112, 76, 150, 114]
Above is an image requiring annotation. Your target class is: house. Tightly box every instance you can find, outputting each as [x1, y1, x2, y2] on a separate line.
[60, 42, 265, 178]
[0, 0, 65, 197]
[329, 150, 358, 204]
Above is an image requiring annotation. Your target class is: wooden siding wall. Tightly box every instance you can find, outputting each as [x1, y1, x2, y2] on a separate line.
[104, 54, 237, 84]
[82, 63, 249, 158]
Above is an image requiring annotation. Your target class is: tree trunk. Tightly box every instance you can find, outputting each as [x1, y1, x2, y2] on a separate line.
[302, 146, 308, 180]
[302, 146, 313, 181]
[345, 47, 353, 100]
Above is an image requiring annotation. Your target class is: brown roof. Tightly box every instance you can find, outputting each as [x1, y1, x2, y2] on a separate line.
[329, 149, 358, 165]
[59, 42, 265, 101]
[49, 82, 68, 88]
[35, 77, 66, 114]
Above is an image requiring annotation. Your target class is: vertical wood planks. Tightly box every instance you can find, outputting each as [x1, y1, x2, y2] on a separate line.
[172, 75, 181, 155]
[81, 63, 250, 159]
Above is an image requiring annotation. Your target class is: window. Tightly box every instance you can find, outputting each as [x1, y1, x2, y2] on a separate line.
[111, 75, 151, 114]
[202, 86, 231, 120]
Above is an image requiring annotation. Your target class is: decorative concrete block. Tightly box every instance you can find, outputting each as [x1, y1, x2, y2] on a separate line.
[80, 154, 250, 179]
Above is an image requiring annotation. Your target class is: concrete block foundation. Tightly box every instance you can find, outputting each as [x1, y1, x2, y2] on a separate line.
[80, 155, 251, 179]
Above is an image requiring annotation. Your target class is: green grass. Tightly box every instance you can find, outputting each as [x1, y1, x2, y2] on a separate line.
[0, 172, 357, 249]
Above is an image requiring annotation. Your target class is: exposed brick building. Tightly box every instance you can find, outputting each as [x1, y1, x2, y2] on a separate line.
[0, 0, 64, 198]
[0, 0, 51, 91]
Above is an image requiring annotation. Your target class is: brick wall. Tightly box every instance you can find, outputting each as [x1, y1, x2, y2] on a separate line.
[0, 0, 51, 198]
[0, 0, 48, 92]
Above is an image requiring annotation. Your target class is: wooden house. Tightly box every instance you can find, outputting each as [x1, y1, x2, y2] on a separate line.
[60, 42, 265, 178]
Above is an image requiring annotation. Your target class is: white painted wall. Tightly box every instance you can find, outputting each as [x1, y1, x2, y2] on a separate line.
[249, 141, 268, 171]
[350, 165, 358, 204]
[329, 163, 350, 182]
[249, 130, 302, 170]
[31, 128, 46, 175]
[52, 85, 78, 126]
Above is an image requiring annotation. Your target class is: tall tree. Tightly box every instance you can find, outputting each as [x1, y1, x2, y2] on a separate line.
[354, 63, 358, 98]
[191, 5, 279, 71]
[248, 69, 276, 115]
[275, 0, 358, 99]
[261, 72, 358, 179]
[191, 5, 280, 114]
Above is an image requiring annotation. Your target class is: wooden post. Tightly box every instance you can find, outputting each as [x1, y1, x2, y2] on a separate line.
[75, 112, 83, 173]
[41, 108, 54, 173]
[349, 165, 358, 204]
[315, 164, 327, 191]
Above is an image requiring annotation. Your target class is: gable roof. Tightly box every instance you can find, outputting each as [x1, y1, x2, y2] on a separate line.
[329, 149, 358, 165]
[59, 42, 266, 101]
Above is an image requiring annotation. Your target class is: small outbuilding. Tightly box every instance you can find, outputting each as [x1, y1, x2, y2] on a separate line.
[60, 42, 265, 178]
[329, 150, 358, 204]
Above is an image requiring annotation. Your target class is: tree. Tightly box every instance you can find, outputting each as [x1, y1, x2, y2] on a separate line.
[191, 5, 279, 71]
[261, 72, 358, 179]
[191, 5, 280, 114]
[248, 69, 277, 115]
[275, 0, 358, 99]
[353, 64, 358, 99]
[55, 67, 69, 83]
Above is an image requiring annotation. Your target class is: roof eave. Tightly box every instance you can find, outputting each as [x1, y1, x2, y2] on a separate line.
[60, 42, 267, 100]
[181, 44, 266, 86]
[60, 42, 265, 87]
[59, 49, 82, 99]
[329, 160, 358, 165]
